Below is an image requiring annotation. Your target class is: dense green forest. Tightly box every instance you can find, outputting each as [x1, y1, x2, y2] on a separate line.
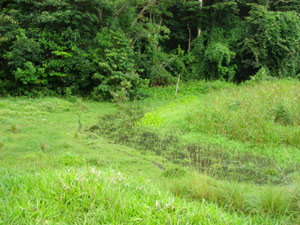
[1, 0, 300, 99]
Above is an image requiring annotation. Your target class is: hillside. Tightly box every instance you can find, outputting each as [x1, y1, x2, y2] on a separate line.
[0, 80, 299, 224]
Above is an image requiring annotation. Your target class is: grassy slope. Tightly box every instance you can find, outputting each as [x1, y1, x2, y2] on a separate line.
[0, 169, 282, 225]
[0, 81, 299, 224]
[91, 80, 300, 222]
[139, 80, 300, 184]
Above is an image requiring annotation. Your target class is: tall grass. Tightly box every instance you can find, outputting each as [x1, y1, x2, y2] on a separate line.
[0, 168, 285, 224]
[187, 80, 300, 147]
[133, 80, 300, 183]
[167, 171, 300, 221]
[141, 80, 300, 147]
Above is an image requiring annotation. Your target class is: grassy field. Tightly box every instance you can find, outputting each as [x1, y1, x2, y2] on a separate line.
[1, 168, 289, 225]
[133, 80, 300, 184]
[0, 80, 299, 224]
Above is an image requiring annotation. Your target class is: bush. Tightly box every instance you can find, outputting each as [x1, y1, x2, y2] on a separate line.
[239, 4, 300, 79]
[91, 28, 145, 101]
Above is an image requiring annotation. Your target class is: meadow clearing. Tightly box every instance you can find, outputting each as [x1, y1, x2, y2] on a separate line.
[0, 80, 299, 224]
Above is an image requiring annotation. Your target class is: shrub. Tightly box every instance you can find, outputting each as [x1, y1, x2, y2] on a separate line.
[239, 4, 300, 78]
[91, 28, 145, 101]
[273, 103, 292, 126]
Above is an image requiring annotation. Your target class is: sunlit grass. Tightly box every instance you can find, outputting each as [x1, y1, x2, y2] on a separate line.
[1, 81, 300, 224]
[0, 168, 292, 225]
[137, 79, 300, 182]
[189, 80, 300, 147]
[146, 79, 300, 147]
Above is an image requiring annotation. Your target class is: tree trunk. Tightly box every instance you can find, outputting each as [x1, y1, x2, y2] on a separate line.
[197, 0, 203, 38]
[175, 73, 181, 97]
[114, 2, 129, 17]
[159, 17, 163, 26]
[187, 22, 191, 52]
[199, 0, 203, 8]
[97, 8, 103, 30]
[130, 0, 156, 29]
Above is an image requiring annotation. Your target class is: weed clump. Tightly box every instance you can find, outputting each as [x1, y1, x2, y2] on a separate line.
[273, 103, 292, 126]
[11, 124, 18, 133]
[41, 142, 46, 151]
[168, 173, 300, 220]
[163, 167, 186, 178]
[77, 99, 87, 111]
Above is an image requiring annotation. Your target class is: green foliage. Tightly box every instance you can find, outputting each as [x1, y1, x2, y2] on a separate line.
[241, 4, 300, 78]
[249, 67, 271, 82]
[91, 28, 144, 101]
[134, 22, 174, 86]
[0, 0, 136, 98]
[1, 0, 300, 97]
[14, 62, 46, 85]
[204, 42, 236, 80]
[185, 1, 300, 82]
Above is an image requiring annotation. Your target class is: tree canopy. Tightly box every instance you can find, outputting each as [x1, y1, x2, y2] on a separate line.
[1, 0, 300, 99]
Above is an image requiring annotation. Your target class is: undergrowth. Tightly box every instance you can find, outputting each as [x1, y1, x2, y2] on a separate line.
[0, 168, 287, 225]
